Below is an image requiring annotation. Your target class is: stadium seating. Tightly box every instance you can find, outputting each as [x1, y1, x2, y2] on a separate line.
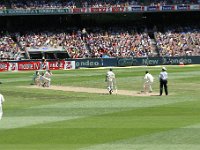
[1, 0, 199, 10]
[13, 27, 157, 58]
[0, 25, 200, 60]
[0, 33, 22, 60]
[155, 26, 200, 56]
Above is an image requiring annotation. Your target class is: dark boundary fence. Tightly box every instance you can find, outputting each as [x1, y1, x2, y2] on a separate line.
[67, 56, 200, 68]
[0, 56, 199, 71]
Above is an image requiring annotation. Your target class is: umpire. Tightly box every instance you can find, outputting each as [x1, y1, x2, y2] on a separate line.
[159, 67, 168, 96]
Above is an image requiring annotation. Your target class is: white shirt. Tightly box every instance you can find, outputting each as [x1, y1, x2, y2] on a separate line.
[159, 71, 168, 80]
[0, 94, 5, 107]
[144, 73, 154, 82]
[106, 71, 115, 81]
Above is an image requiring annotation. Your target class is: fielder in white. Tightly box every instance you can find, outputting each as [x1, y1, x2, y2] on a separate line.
[143, 71, 154, 93]
[0, 93, 5, 120]
[105, 68, 117, 95]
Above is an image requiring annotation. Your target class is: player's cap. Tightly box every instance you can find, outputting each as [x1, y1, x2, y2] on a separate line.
[145, 71, 149, 74]
[110, 68, 113, 71]
[162, 67, 167, 71]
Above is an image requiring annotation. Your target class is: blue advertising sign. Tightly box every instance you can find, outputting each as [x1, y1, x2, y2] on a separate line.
[131, 6, 142, 11]
[68, 59, 102, 68]
[177, 5, 189, 10]
[147, 6, 158, 11]
[102, 58, 117, 67]
[162, 5, 173, 11]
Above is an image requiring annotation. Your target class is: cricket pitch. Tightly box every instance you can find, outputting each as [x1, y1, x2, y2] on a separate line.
[24, 85, 158, 97]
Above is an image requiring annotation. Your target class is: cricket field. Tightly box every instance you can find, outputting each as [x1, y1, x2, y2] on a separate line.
[0, 65, 200, 150]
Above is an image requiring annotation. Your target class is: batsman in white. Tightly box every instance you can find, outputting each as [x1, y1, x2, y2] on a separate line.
[44, 70, 53, 87]
[39, 72, 50, 87]
[105, 68, 117, 95]
[0, 93, 5, 120]
[142, 71, 154, 93]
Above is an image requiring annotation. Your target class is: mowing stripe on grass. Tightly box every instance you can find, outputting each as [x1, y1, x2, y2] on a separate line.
[1, 96, 196, 129]
[0, 116, 80, 129]
[80, 144, 200, 150]
[33, 97, 194, 109]
[1, 96, 195, 129]
[80, 123, 200, 150]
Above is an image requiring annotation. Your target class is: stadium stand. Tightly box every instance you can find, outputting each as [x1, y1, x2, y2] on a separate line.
[84, 27, 156, 58]
[155, 26, 200, 56]
[10, 0, 77, 9]
[0, 1, 200, 60]
[0, 24, 200, 60]
[0, 0, 199, 10]
[0, 33, 22, 60]
[12, 27, 157, 58]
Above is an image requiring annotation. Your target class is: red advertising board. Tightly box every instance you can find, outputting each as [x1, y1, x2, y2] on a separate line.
[17, 61, 41, 71]
[73, 8, 81, 13]
[81, 8, 87, 13]
[91, 7, 107, 13]
[48, 60, 65, 70]
[0, 62, 9, 72]
[73, 8, 87, 13]
[112, 7, 127, 12]
[0, 60, 76, 72]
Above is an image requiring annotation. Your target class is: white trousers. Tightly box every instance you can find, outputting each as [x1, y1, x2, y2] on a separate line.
[40, 77, 51, 87]
[0, 106, 3, 120]
[143, 81, 153, 92]
[107, 79, 116, 91]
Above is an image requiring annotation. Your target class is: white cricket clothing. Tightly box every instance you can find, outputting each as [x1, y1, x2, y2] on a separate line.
[159, 71, 168, 80]
[40, 76, 50, 82]
[39, 75, 51, 86]
[106, 71, 115, 81]
[144, 73, 154, 83]
[44, 71, 52, 87]
[44, 71, 52, 79]
[143, 73, 154, 92]
[106, 71, 116, 92]
[0, 94, 5, 120]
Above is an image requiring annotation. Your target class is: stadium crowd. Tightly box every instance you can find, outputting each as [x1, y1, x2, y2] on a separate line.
[0, 0, 199, 10]
[10, 0, 76, 9]
[0, 3, 5, 10]
[84, 27, 155, 58]
[14, 30, 89, 58]
[155, 26, 200, 56]
[12, 27, 156, 58]
[0, 34, 21, 60]
[0, 25, 199, 60]
[15, 31, 66, 49]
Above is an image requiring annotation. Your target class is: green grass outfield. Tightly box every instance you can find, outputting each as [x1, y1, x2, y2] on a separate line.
[0, 65, 200, 150]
